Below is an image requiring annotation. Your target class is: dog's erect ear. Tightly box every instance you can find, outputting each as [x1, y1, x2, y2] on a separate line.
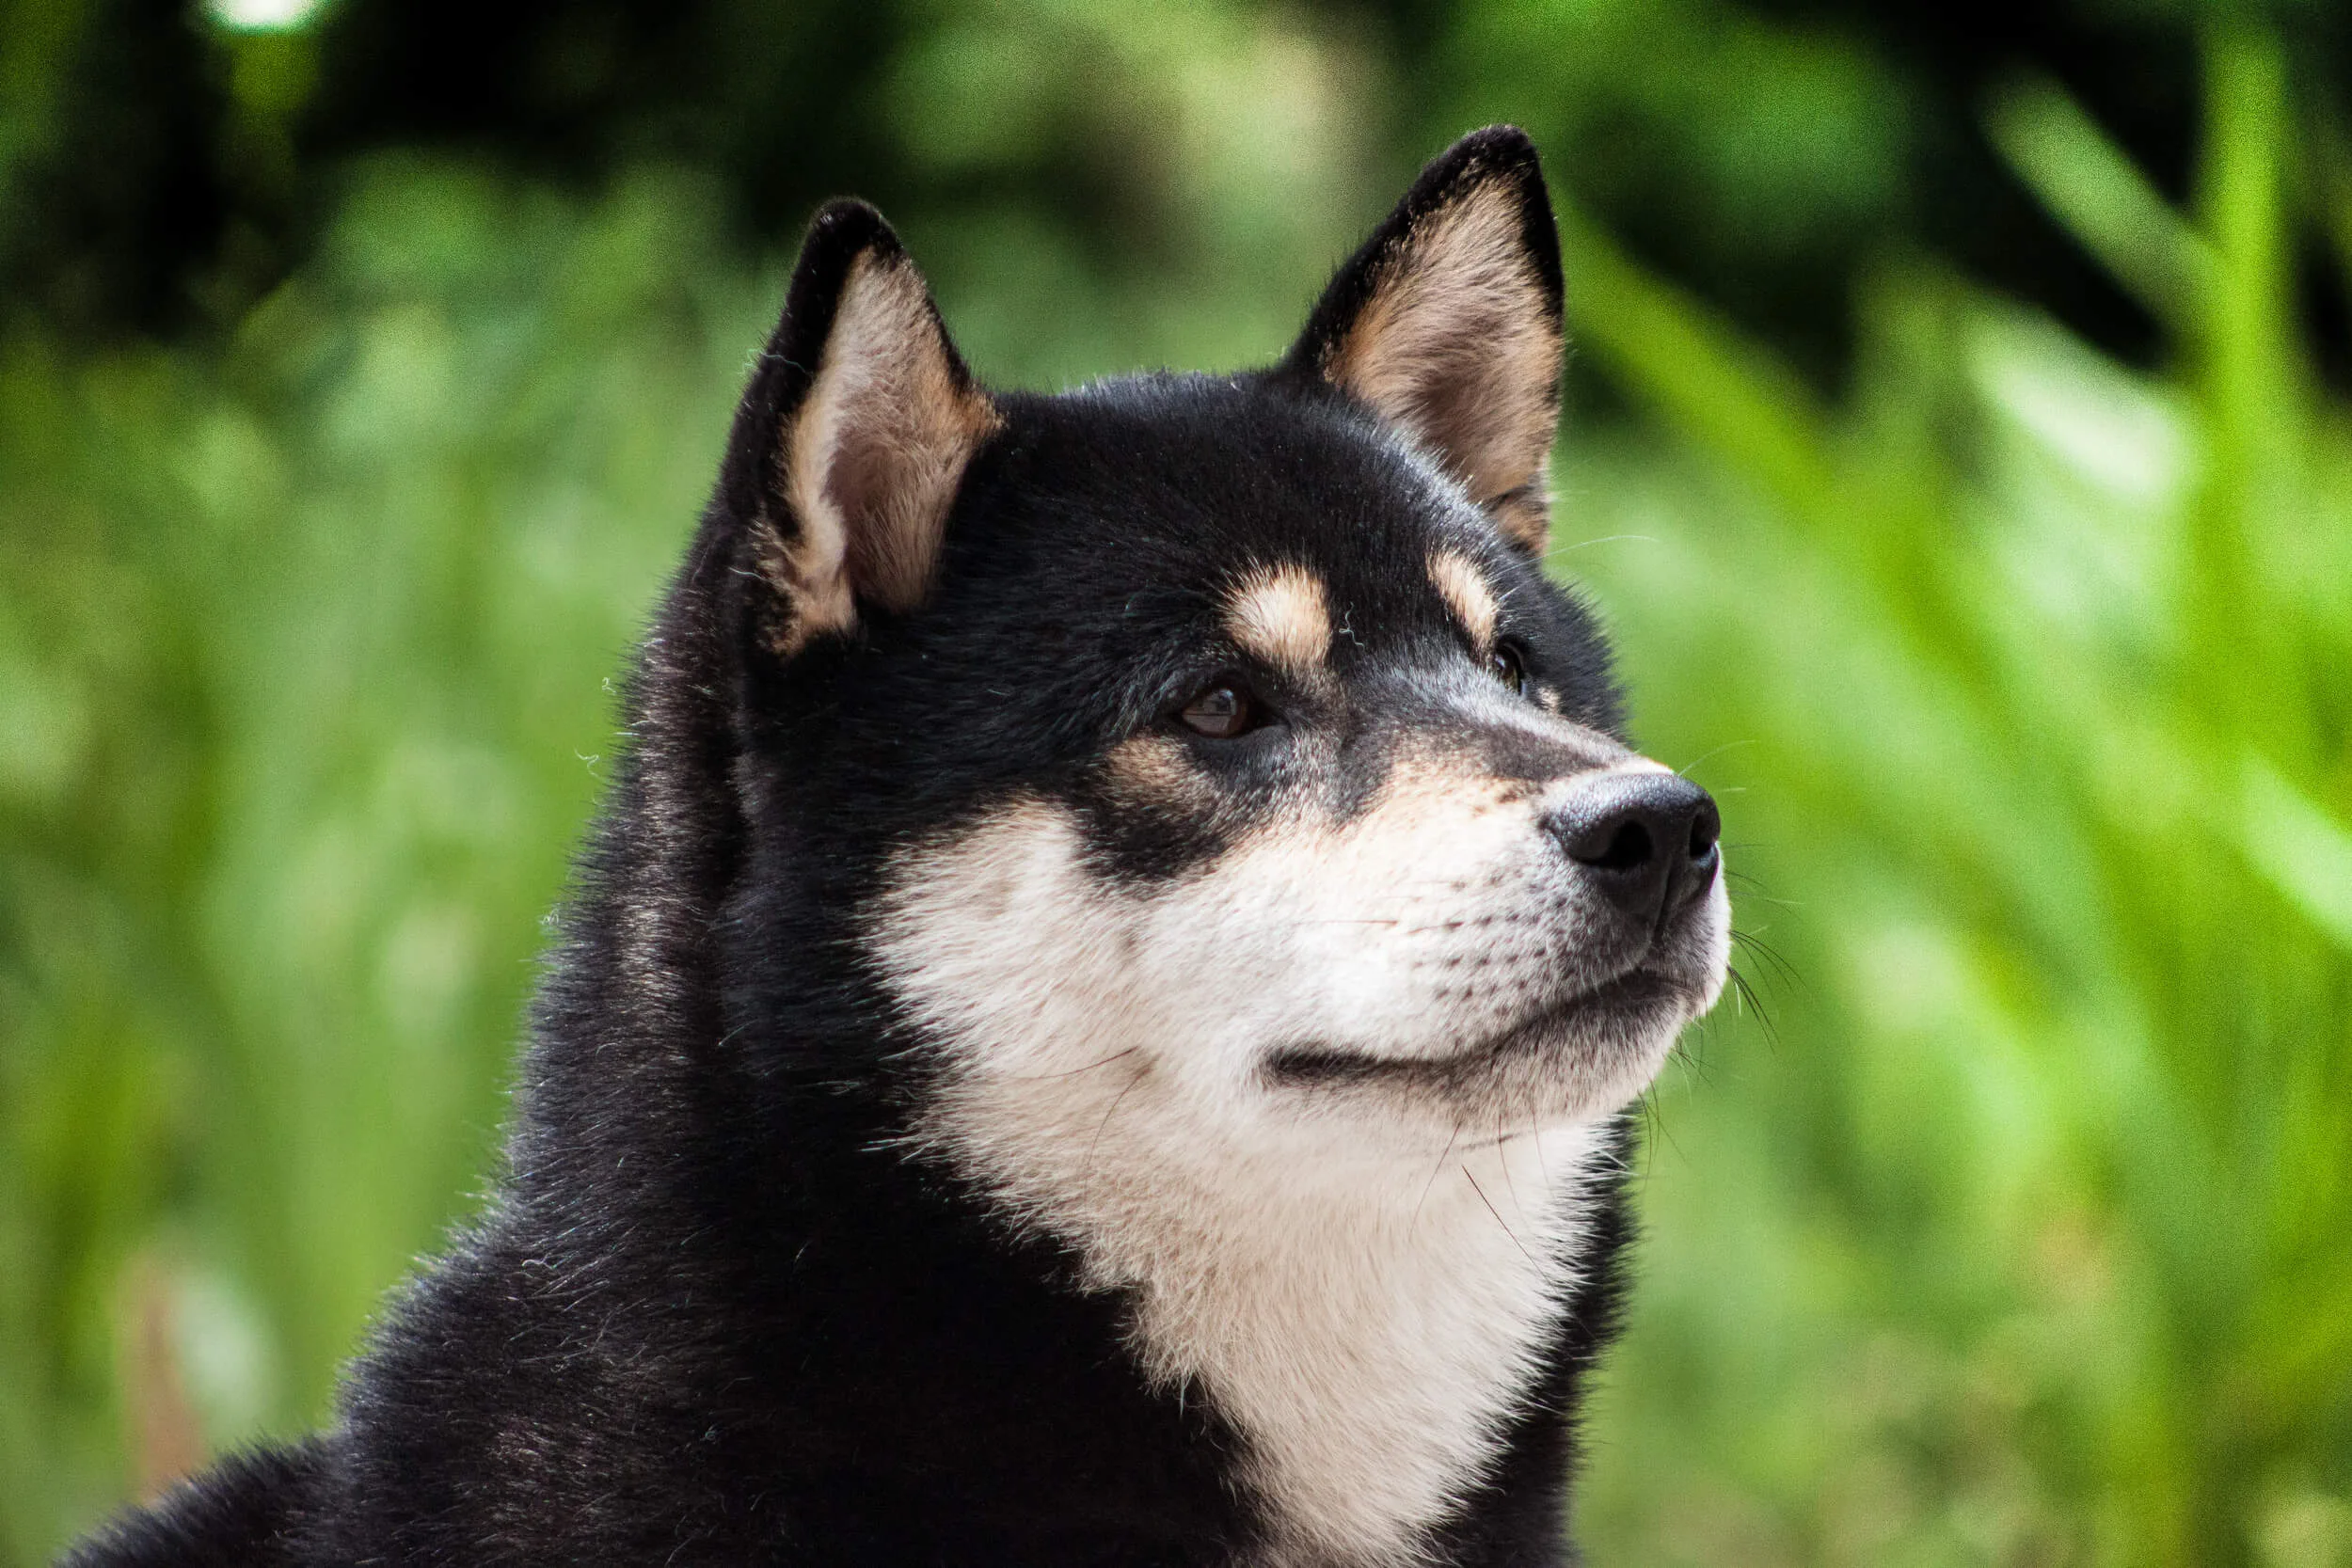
[719, 200, 998, 656]
[1283, 127, 1565, 553]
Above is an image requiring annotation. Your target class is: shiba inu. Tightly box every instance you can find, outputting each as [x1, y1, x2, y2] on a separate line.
[68, 126, 1727, 1568]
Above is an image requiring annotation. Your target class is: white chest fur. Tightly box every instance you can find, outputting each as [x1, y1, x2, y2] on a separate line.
[1100, 1117, 1606, 1566]
[875, 805, 1617, 1566]
[924, 1054, 1607, 1566]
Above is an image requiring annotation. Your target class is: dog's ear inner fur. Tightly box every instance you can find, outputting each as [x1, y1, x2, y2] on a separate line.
[1284, 126, 1565, 554]
[729, 200, 998, 655]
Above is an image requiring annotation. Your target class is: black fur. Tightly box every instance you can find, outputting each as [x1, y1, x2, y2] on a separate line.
[64, 127, 1661, 1568]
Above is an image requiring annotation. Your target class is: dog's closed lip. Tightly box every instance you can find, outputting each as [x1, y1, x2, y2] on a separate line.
[1261, 966, 1690, 1089]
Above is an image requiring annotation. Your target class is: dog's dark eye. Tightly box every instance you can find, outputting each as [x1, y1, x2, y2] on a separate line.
[1487, 641, 1527, 695]
[1179, 684, 1256, 738]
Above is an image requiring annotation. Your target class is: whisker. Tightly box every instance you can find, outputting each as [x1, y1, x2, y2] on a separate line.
[1544, 533, 1660, 558]
[1009, 1044, 1144, 1082]
[1674, 738, 1758, 780]
[1724, 966, 1778, 1045]
[1724, 873, 1799, 910]
[1414, 1124, 1462, 1229]
[1462, 1166, 1532, 1261]
[1668, 1022, 1721, 1089]
[1493, 1108, 1523, 1220]
[1730, 928, 1804, 992]
[1084, 1073, 1148, 1177]
[1632, 1085, 1675, 1174]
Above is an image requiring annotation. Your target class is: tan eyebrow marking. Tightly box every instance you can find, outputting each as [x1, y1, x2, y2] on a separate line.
[1428, 549, 1499, 649]
[1224, 563, 1332, 674]
[1102, 734, 1216, 811]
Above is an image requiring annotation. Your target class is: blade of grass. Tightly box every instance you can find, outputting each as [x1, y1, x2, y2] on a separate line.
[1985, 75, 2216, 331]
[1553, 198, 1836, 518]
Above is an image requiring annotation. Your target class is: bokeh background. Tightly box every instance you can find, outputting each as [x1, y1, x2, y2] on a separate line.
[4, 0, 2351, 1561]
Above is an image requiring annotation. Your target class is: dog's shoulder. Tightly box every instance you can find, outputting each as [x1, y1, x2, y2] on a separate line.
[59, 1443, 326, 1568]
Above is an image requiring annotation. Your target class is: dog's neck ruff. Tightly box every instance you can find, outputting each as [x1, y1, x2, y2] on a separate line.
[875, 806, 1614, 1567]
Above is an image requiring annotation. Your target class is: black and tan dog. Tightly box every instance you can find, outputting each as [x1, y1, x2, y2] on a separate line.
[67, 127, 1726, 1568]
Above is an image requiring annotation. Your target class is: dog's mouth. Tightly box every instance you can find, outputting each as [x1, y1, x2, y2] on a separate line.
[1260, 962, 1697, 1092]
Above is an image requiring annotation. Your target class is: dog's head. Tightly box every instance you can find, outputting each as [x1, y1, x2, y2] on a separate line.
[708, 127, 1727, 1174]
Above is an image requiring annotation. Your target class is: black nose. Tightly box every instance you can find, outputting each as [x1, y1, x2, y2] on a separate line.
[1550, 773, 1721, 927]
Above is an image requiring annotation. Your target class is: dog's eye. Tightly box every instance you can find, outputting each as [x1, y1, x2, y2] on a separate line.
[1179, 684, 1256, 738]
[1487, 641, 1527, 695]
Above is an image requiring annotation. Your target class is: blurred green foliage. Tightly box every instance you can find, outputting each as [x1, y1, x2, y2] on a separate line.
[2, 3, 2349, 1565]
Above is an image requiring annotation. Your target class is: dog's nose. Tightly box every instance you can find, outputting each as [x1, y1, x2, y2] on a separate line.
[1549, 773, 1721, 927]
